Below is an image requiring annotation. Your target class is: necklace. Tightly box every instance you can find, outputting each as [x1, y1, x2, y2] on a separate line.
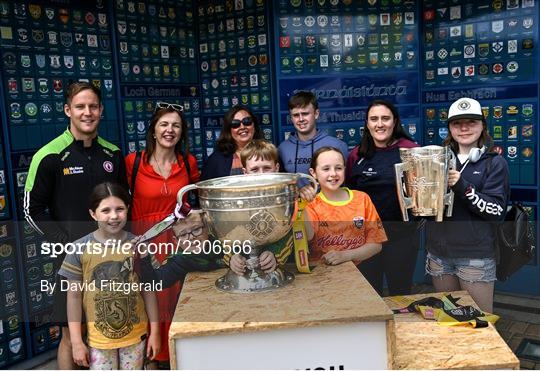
[153, 156, 176, 196]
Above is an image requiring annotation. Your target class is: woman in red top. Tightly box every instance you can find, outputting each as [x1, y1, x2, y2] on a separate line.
[125, 102, 199, 367]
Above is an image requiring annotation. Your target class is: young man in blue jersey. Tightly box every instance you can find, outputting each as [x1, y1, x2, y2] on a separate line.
[278, 91, 349, 201]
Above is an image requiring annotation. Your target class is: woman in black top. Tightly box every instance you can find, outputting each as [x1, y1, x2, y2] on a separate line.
[346, 99, 419, 295]
[201, 106, 263, 180]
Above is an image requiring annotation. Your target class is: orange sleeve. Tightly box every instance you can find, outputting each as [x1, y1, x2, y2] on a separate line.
[361, 193, 388, 244]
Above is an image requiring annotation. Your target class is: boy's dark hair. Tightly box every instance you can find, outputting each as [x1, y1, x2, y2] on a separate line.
[65, 81, 101, 105]
[89, 182, 130, 212]
[288, 91, 319, 110]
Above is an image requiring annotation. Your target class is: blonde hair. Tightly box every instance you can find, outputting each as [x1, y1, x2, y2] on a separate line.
[240, 139, 279, 167]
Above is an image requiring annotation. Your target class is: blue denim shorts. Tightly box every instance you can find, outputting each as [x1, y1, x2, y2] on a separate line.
[425, 253, 497, 283]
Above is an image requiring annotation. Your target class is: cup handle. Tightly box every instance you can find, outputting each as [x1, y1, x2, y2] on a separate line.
[445, 150, 456, 218]
[445, 191, 455, 217]
[394, 162, 411, 222]
[435, 161, 446, 222]
[176, 184, 197, 204]
[298, 173, 318, 193]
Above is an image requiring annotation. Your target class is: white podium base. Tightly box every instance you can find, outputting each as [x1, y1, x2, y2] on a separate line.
[175, 321, 388, 370]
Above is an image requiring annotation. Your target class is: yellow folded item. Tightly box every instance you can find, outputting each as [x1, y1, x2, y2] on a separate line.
[435, 306, 499, 327]
[394, 294, 498, 328]
[293, 199, 311, 273]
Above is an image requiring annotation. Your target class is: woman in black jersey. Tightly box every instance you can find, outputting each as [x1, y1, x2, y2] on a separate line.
[346, 99, 419, 295]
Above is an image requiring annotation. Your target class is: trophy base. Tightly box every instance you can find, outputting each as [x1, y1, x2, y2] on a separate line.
[215, 268, 295, 293]
[412, 208, 446, 221]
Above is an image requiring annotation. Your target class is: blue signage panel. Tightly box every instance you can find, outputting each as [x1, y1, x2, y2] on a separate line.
[422, 84, 539, 104]
[279, 73, 420, 110]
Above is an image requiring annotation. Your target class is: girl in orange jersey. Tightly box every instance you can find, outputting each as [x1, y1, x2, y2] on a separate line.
[304, 147, 387, 289]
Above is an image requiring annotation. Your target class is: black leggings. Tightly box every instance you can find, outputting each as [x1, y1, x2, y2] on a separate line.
[358, 225, 420, 296]
[357, 253, 384, 295]
[383, 229, 419, 295]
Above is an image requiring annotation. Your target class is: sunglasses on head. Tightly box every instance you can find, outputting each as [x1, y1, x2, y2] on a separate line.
[230, 117, 254, 129]
[154, 102, 183, 113]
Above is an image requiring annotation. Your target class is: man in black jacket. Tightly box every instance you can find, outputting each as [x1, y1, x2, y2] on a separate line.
[24, 81, 128, 369]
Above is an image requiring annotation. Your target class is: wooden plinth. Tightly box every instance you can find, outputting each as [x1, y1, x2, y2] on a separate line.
[169, 262, 393, 369]
[385, 291, 520, 370]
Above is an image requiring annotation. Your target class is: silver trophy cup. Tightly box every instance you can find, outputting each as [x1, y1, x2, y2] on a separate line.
[177, 173, 317, 293]
[394, 145, 455, 222]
